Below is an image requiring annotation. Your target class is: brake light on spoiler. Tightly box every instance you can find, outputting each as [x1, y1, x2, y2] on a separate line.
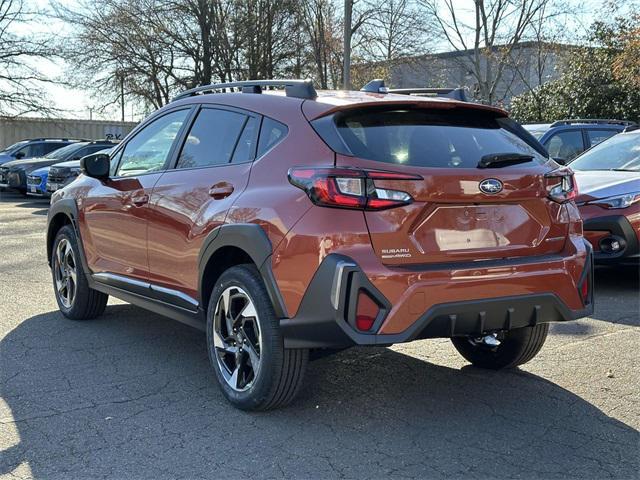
[288, 167, 422, 211]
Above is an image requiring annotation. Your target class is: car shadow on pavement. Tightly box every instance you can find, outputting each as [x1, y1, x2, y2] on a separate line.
[0, 192, 49, 215]
[590, 265, 639, 327]
[1, 304, 638, 479]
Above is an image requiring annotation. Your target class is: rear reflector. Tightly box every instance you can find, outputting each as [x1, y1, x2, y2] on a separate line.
[579, 266, 592, 306]
[288, 166, 421, 211]
[355, 290, 379, 332]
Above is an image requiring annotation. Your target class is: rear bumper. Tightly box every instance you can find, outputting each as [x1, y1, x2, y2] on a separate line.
[583, 215, 639, 265]
[280, 244, 593, 349]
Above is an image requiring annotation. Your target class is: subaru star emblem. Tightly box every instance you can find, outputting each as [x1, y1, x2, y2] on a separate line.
[479, 178, 503, 194]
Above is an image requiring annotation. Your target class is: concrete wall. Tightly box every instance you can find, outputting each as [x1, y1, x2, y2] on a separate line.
[0, 117, 138, 149]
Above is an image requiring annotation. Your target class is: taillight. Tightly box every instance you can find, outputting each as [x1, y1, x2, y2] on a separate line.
[288, 167, 421, 211]
[544, 167, 578, 203]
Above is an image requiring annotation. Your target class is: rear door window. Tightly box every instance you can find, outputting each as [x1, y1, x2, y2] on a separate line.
[544, 130, 584, 161]
[73, 145, 111, 159]
[331, 108, 545, 168]
[587, 129, 618, 147]
[41, 143, 65, 155]
[176, 108, 248, 169]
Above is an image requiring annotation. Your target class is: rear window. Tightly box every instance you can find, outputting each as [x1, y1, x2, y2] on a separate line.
[332, 108, 546, 168]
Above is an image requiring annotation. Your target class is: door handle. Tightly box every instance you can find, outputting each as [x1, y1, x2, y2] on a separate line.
[209, 183, 234, 200]
[131, 193, 149, 206]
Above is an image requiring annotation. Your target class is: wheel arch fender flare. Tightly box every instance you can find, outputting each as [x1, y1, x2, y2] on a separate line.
[197, 224, 288, 319]
[47, 199, 78, 263]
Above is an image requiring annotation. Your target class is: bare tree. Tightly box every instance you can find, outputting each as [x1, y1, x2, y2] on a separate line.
[300, 0, 343, 88]
[0, 0, 58, 115]
[421, 0, 556, 104]
[358, 0, 431, 62]
[55, 0, 183, 113]
[508, 1, 574, 116]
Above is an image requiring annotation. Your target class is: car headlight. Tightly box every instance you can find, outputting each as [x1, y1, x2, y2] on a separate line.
[588, 192, 640, 209]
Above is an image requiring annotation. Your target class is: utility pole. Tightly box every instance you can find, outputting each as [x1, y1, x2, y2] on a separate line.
[343, 0, 352, 90]
[119, 72, 125, 123]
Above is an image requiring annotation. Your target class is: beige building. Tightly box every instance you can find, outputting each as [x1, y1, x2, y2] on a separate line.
[0, 117, 138, 148]
[359, 42, 572, 107]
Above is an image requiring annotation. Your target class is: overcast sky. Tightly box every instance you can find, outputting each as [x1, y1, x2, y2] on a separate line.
[15, 0, 605, 121]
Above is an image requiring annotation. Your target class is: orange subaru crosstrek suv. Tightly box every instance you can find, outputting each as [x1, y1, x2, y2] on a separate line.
[46, 80, 593, 410]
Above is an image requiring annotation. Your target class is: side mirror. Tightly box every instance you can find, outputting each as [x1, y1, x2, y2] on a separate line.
[81, 153, 110, 179]
[553, 157, 567, 166]
[15, 151, 26, 159]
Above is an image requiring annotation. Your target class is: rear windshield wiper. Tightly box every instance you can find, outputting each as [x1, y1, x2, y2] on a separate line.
[478, 153, 534, 169]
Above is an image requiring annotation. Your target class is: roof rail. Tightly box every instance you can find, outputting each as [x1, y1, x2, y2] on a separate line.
[550, 119, 637, 127]
[388, 87, 468, 102]
[171, 79, 317, 102]
[21, 138, 89, 142]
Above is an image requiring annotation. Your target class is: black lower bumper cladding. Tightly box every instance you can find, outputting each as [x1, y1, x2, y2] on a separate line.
[584, 215, 639, 264]
[280, 251, 594, 349]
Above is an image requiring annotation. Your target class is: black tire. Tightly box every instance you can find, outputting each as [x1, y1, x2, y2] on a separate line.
[51, 225, 108, 320]
[206, 264, 308, 411]
[451, 323, 549, 369]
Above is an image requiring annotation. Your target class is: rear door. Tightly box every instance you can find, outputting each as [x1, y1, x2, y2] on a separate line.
[329, 106, 569, 266]
[146, 106, 259, 301]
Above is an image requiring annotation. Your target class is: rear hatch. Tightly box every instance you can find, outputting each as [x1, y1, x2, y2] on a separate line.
[312, 104, 569, 266]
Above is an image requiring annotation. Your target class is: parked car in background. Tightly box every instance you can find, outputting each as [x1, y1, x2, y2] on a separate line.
[46, 148, 113, 195]
[571, 128, 640, 265]
[0, 138, 83, 166]
[0, 140, 118, 194]
[26, 167, 51, 198]
[524, 119, 635, 163]
[46, 79, 593, 411]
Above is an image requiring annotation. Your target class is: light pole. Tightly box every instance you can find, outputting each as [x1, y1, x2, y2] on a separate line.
[343, 0, 352, 90]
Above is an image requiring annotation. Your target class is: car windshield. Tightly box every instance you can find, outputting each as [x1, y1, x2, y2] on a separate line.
[44, 143, 87, 160]
[570, 133, 640, 172]
[0, 140, 28, 153]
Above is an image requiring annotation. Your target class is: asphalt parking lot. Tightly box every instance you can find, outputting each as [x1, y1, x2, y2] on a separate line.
[0, 192, 638, 480]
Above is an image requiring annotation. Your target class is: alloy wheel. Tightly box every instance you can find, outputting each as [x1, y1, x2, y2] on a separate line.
[212, 286, 262, 392]
[54, 238, 77, 308]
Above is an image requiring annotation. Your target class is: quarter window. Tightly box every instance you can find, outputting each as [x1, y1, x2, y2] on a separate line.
[257, 118, 288, 157]
[116, 110, 188, 177]
[176, 108, 248, 169]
